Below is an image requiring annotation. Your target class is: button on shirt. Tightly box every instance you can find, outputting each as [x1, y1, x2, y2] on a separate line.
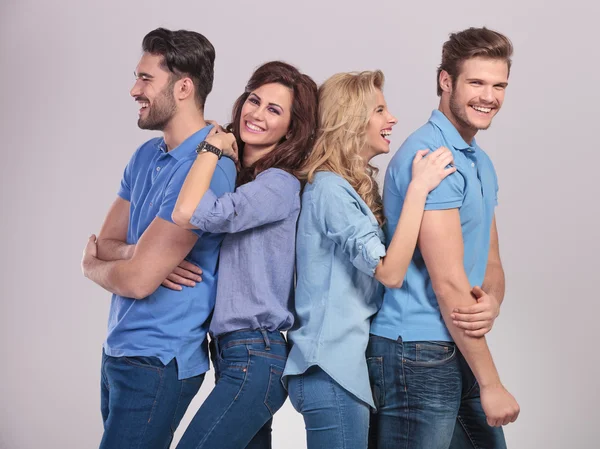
[371, 110, 499, 343]
[104, 126, 237, 379]
[190, 168, 301, 337]
[284, 172, 386, 408]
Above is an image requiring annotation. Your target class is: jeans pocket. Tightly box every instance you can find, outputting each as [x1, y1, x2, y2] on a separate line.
[367, 356, 385, 410]
[248, 349, 287, 362]
[406, 341, 457, 366]
[221, 343, 250, 368]
[264, 365, 287, 416]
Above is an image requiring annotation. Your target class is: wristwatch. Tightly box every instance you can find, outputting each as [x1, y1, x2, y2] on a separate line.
[196, 140, 223, 159]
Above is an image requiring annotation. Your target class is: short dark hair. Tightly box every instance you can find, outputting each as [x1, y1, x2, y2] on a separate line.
[228, 61, 319, 186]
[437, 27, 513, 96]
[142, 27, 215, 109]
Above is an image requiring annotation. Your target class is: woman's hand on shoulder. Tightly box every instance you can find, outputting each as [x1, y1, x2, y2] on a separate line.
[410, 146, 456, 193]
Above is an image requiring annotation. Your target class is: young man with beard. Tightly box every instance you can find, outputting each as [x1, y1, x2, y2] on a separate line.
[368, 27, 520, 449]
[81, 28, 236, 449]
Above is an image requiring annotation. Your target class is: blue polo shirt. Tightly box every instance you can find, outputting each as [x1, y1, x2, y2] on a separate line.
[103, 126, 237, 379]
[371, 110, 499, 342]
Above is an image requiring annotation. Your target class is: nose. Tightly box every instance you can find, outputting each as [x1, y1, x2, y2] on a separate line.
[130, 79, 143, 98]
[388, 113, 398, 126]
[480, 85, 494, 103]
[249, 106, 265, 122]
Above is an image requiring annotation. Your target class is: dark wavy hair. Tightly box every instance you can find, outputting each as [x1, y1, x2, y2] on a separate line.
[142, 28, 215, 109]
[226, 61, 318, 186]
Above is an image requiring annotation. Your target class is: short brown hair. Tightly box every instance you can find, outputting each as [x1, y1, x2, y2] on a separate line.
[437, 27, 513, 96]
[227, 61, 318, 186]
[142, 28, 215, 109]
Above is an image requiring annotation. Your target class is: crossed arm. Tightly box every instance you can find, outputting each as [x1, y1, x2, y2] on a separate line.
[95, 197, 135, 261]
[450, 216, 504, 336]
[419, 209, 518, 426]
[82, 197, 201, 299]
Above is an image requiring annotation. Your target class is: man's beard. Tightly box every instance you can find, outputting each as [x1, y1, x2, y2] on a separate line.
[138, 85, 177, 131]
[449, 90, 492, 132]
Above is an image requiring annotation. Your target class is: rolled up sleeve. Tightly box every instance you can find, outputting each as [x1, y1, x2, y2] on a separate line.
[190, 168, 300, 234]
[312, 180, 386, 277]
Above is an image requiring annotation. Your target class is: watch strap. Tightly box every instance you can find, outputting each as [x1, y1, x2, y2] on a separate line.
[195, 141, 223, 159]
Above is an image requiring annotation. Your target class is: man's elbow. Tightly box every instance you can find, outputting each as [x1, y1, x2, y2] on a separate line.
[118, 268, 159, 300]
[432, 277, 465, 304]
[127, 284, 154, 300]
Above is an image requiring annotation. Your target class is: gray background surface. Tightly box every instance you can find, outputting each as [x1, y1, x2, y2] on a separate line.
[1, 0, 598, 447]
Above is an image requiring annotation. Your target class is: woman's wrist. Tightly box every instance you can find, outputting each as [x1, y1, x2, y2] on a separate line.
[407, 181, 429, 201]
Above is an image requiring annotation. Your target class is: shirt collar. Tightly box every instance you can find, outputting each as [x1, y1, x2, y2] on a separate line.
[155, 124, 214, 160]
[428, 109, 479, 153]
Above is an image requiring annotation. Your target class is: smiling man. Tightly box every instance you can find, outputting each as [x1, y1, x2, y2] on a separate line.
[81, 28, 236, 448]
[368, 27, 520, 449]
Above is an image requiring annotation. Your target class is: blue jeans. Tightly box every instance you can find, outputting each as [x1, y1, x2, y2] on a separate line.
[288, 366, 370, 449]
[100, 350, 204, 449]
[366, 335, 506, 449]
[176, 329, 289, 449]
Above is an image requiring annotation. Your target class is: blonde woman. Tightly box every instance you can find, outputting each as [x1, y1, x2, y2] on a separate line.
[282, 71, 456, 448]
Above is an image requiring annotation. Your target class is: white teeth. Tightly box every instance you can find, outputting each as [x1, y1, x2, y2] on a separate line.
[246, 122, 264, 132]
[380, 129, 391, 138]
[472, 106, 491, 113]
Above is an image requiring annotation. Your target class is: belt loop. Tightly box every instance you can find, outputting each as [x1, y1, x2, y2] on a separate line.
[213, 335, 221, 358]
[260, 329, 271, 351]
[397, 335, 404, 363]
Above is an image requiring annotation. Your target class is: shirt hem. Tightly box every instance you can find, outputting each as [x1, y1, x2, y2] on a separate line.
[282, 362, 375, 409]
[102, 344, 210, 380]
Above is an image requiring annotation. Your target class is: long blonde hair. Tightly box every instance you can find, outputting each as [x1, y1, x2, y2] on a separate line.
[300, 70, 385, 225]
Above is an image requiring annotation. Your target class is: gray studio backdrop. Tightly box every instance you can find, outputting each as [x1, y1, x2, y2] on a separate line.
[1, 0, 598, 448]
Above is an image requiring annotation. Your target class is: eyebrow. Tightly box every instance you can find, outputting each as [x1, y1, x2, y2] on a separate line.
[135, 71, 154, 79]
[250, 93, 284, 112]
[466, 78, 508, 87]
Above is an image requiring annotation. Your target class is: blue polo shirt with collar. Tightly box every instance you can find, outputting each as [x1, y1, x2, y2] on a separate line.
[371, 110, 499, 342]
[103, 125, 237, 379]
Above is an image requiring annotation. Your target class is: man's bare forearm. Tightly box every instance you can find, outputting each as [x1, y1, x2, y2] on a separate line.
[83, 257, 147, 299]
[435, 275, 502, 388]
[482, 216, 505, 304]
[96, 239, 135, 261]
[482, 261, 505, 305]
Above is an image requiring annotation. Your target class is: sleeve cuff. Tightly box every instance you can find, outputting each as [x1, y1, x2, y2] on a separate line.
[117, 189, 131, 202]
[352, 234, 386, 277]
[424, 199, 462, 211]
[189, 189, 218, 230]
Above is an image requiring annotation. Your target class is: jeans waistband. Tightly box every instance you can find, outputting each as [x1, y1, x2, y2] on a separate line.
[212, 329, 286, 355]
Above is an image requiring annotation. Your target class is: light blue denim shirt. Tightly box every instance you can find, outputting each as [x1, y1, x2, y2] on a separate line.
[283, 171, 386, 408]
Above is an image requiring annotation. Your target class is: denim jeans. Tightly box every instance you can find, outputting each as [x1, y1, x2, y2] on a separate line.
[176, 329, 289, 449]
[366, 335, 506, 449]
[100, 350, 204, 449]
[288, 366, 371, 449]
